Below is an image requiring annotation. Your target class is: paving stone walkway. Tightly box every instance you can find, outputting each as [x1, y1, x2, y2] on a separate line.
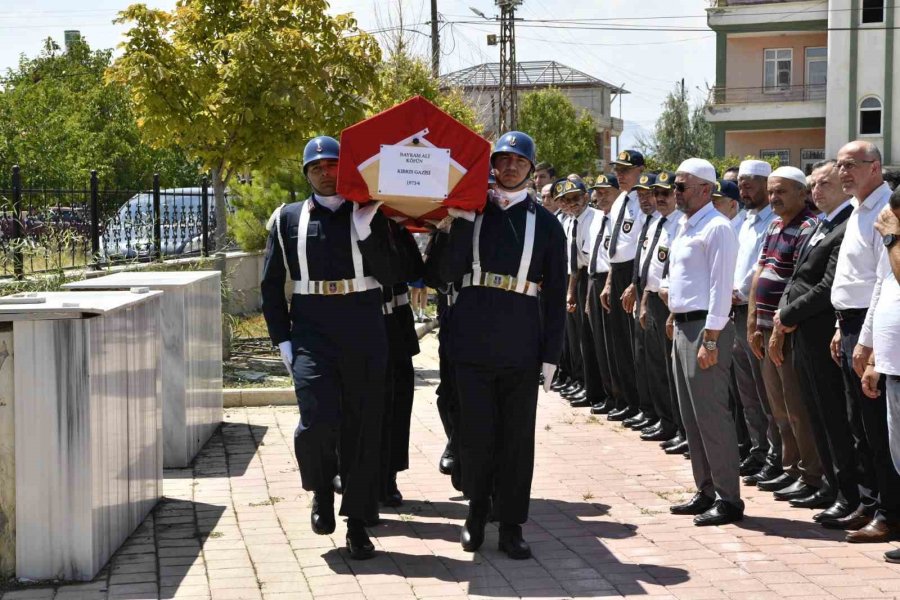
[4, 332, 900, 600]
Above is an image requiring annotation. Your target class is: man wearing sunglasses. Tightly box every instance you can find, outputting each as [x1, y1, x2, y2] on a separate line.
[665, 158, 742, 526]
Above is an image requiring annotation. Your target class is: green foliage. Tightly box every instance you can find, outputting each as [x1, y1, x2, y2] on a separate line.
[638, 83, 714, 166]
[644, 154, 781, 178]
[517, 88, 598, 176]
[108, 0, 383, 247]
[228, 164, 309, 252]
[0, 37, 198, 190]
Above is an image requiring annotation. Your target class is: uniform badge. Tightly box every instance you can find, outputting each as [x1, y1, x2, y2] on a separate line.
[622, 220, 634, 234]
[642, 238, 649, 249]
[598, 175, 608, 184]
[315, 140, 323, 153]
[327, 282, 339, 294]
[604, 236, 611, 250]
[509, 135, 517, 147]
[618, 151, 629, 162]
[716, 181, 722, 193]
[658, 172, 669, 182]
[640, 175, 649, 185]
[491, 274, 504, 286]
[657, 246, 669, 263]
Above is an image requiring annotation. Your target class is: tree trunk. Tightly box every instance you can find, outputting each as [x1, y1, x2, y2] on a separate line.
[211, 167, 228, 251]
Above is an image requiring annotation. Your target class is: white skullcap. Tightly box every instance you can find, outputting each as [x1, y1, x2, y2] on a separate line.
[676, 158, 717, 185]
[738, 160, 772, 178]
[769, 166, 808, 188]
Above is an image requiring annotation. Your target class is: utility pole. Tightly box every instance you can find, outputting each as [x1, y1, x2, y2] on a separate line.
[497, 0, 522, 132]
[430, 0, 440, 78]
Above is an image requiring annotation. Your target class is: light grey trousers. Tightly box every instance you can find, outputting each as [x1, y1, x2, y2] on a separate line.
[673, 318, 743, 507]
[887, 376, 900, 475]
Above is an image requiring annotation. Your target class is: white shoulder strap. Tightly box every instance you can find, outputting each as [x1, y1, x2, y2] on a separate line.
[297, 200, 312, 282]
[271, 204, 289, 275]
[348, 213, 366, 289]
[515, 209, 536, 293]
[472, 213, 484, 282]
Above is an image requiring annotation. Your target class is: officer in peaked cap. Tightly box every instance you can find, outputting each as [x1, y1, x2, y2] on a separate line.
[713, 179, 747, 234]
[426, 130, 567, 559]
[261, 135, 404, 560]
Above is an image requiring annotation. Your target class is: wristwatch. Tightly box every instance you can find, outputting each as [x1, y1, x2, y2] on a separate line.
[884, 233, 899, 248]
[703, 339, 718, 351]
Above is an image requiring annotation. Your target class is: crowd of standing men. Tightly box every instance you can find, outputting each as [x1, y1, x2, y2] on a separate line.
[261, 130, 900, 567]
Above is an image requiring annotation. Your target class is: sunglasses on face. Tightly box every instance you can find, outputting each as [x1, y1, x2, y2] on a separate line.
[674, 182, 705, 193]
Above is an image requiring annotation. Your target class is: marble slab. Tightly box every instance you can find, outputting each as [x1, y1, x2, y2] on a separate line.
[0, 291, 163, 581]
[0, 325, 14, 579]
[65, 272, 223, 468]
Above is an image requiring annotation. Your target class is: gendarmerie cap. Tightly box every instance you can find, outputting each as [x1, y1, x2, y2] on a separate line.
[553, 178, 587, 199]
[633, 172, 658, 190]
[676, 158, 717, 185]
[713, 179, 740, 202]
[738, 159, 772, 178]
[591, 174, 620, 190]
[651, 171, 676, 190]
[611, 149, 645, 168]
[769, 166, 808, 188]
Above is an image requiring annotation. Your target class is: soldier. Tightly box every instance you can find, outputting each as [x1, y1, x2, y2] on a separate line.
[428, 131, 567, 559]
[261, 136, 399, 560]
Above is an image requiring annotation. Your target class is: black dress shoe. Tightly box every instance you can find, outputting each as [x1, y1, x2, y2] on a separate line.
[757, 473, 796, 492]
[608, 407, 637, 422]
[311, 491, 336, 535]
[591, 402, 612, 415]
[629, 418, 657, 431]
[439, 445, 455, 475]
[346, 518, 375, 560]
[670, 492, 715, 515]
[642, 427, 676, 442]
[661, 434, 684, 449]
[641, 422, 662, 435]
[694, 500, 743, 526]
[773, 481, 818, 501]
[664, 439, 689, 455]
[813, 500, 853, 523]
[742, 464, 782, 486]
[561, 382, 583, 397]
[820, 504, 873, 530]
[569, 397, 592, 408]
[460, 502, 489, 552]
[738, 456, 765, 477]
[498, 523, 531, 559]
[790, 489, 836, 509]
[332, 474, 343, 495]
[623, 411, 645, 427]
[381, 473, 403, 507]
[551, 377, 570, 392]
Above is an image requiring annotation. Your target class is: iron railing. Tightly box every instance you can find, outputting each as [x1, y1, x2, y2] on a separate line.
[709, 84, 827, 105]
[0, 166, 228, 279]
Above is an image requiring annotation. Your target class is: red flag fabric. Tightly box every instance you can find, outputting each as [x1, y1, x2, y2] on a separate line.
[337, 96, 490, 228]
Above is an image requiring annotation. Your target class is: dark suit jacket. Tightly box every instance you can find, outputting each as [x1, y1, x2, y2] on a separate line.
[778, 204, 854, 328]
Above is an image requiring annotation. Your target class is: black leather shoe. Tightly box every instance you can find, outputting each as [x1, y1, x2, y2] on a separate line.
[661, 434, 684, 449]
[670, 492, 715, 515]
[551, 377, 570, 392]
[381, 473, 403, 507]
[739, 456, 765, 477]
[790, 489, 836, 509]
[608, 407, 637, 422]
[694, 500, 743, 526]
[757, 473, 796, 492]
[642, 427, 676, 442]
[561, 382, 583, 397]
[498, 523, 531, 559]
[346, 518, 375, 560]
[742, 464, 782, 486]
[629, 418, 657, 431]
[814, 500, 853, 523]
[569, 398, 592, 408]
[623, 411, 645, 427]
[439, 445, 455, 475]
[591, 402, 612, 415]
[773, 481, 818, 501]
[460, 502, 489, 552]
[641, 422, 662, 435]
[311, 491, 336, 535]
[332, 474, 343, 495]
[664, 439, 689, 455]
[820, 504, 873, 530]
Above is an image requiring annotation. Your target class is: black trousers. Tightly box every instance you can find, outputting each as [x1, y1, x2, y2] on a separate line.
[576, 269, 604, 404]
[565, 306, 584, 384]
[587, 273, 619, 405]
[608, 261, 640, 410]
[839, 314, 900, 521]
[454, 361, 540, 524]
[793, 313, 859, 505]
[645, 292, 680, 434]
[381, 354, 416, 478]
[632, 288, 657, 420]
[435, 310, 462, 491]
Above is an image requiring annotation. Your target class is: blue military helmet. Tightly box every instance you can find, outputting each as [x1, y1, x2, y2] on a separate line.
[491, 131, 536, 168]
[302, 136, 340, 173]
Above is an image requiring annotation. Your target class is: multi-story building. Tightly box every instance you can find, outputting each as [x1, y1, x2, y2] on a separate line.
[706, 0, 897, 170]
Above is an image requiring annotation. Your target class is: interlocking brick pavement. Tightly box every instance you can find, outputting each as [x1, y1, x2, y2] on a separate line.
[4, 332, 900, 600]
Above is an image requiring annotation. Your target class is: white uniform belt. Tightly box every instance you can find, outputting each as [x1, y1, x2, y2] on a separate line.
[461, 272, 539, 297]
[293, 276, 380, 296]
[382, 292, 410, 315]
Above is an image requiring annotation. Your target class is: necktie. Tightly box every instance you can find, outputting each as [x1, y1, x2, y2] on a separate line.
[608, 194, 629, 258]
[632, 217, 655, 283]
[640, 216, 668, 289]
[589, 215, 609, 274]
[569, 217, 579, 273]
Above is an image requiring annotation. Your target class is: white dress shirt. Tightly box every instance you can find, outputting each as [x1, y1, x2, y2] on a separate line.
[870, 250, 900, 376]
[607, 190, 647, 264]
[586, 210, 611, 275]
[643, 210, 682, 293]
[733, 204, 776, 303]
[667, 201, 739, 331]
[832, 182, 892, 310]
[567, 206, 597, 272]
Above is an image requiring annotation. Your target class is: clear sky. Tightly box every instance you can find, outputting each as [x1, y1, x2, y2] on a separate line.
[0, 0, 716, 151]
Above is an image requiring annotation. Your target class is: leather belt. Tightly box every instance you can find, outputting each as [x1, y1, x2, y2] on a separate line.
[835, 308, 867, 321]
[293, 276, 380, 296]
[673, 310, 708, 323]
[461, 272, 539, 297]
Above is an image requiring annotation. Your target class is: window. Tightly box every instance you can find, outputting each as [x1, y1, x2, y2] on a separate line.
[862, 0, 884, 24]
[805, 47, 827, 100]
[859, 96, 883, 136]
[764, 49, 792, 91]
[761, 149, 791, 165]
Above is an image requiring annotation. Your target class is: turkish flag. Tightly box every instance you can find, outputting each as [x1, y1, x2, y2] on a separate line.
[337, 96, 491, 228]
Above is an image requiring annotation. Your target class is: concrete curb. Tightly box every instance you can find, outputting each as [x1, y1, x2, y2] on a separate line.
[223, 321, 439, 408]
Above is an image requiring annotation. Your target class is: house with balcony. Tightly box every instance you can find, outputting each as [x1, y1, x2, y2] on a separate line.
[707, 0, 898, 171]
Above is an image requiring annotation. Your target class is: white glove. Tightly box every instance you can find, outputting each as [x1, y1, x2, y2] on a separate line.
[447, 207, 476, 222]
[352, 201, 383, 240]
[278, 341, 293, 377]
[541, 363, 556, 393]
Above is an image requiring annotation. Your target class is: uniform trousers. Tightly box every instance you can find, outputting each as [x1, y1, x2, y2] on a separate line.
[732, 305, 778, 467]
[632, 296, 658, 422]
[673, 318, 742, 506]
[454, 361, 540, 524]
[646, 292, 680, 435]
[435, 303, 462, 492]
[565, 304, 584, 384]
[575, 268, 604, 404]
[793, 314, 859, 504]
[839, 313, 900, 522]
[587, 273, 619, 406]
[608, 261, 640, 410]
[759, 328, 823, 487]
[381, 354, 415, 477]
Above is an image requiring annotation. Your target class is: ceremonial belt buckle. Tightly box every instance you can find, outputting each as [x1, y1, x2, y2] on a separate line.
[321, 280, 349, 295]
[483, 272, 515, 291]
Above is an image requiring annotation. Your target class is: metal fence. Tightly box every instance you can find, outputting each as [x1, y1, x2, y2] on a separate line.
[709, 84, 827, 105]
[0, 166, 224, 279]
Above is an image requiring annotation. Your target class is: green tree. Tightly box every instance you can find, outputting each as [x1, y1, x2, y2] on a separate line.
[228, 163, 309, 251]
[638, 83, 714, 165]
[0, 37, 198, 191]
[108, 0, 382, 250]
[517, 88, 598, 176]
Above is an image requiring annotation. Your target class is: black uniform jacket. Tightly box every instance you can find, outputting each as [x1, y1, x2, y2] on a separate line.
[384, 220, 425, 359]
[428, 195, 567, 368]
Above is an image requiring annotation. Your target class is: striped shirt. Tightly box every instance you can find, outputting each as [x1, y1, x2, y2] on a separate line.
[754, 208, 818, 328]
